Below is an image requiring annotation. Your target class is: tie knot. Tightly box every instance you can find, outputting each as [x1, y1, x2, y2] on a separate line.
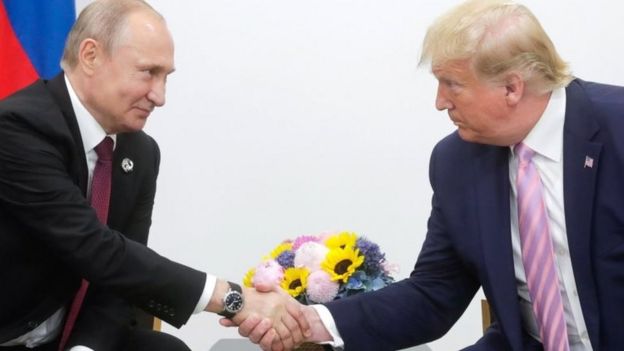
[514, 142, 534, 165]
[94, 137, 114, 162]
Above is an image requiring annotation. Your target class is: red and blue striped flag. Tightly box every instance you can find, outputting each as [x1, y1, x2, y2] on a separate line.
[0, 0, 75, 99]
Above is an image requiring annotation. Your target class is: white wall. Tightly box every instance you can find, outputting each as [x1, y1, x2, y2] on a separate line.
[75, 1, 624, 350]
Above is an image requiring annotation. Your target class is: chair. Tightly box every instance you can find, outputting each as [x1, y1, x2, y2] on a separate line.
[481, 299, 495, 333]
[132, 307, 161, 331]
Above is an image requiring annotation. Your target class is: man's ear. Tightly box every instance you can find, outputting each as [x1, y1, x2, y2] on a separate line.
[77, 38, 101, 75]
[504, 72, 524, 106]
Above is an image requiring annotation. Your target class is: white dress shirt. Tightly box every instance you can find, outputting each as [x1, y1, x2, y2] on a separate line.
[315, 88, 592, 350]
[1, 75, 215, 350]
[509, 88, 592, 350]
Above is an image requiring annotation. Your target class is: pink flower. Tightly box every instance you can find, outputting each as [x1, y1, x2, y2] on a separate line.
[317, 230, 340, 242]
[292, 235, 320, 251]
[253, 259, 284, 287]
[307, 270, 339, 303]
[294, 242, 329, 271]
[382, 261, 400, 275]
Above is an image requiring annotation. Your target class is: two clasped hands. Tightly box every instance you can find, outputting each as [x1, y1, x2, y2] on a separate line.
[210, 281, 331, 351]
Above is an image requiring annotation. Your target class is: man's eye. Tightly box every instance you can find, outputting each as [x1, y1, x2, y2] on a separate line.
[447, 81, 462, 91]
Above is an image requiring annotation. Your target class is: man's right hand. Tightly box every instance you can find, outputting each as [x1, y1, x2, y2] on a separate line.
[225, 303, 333, 351]
[217, 282, 314, 350]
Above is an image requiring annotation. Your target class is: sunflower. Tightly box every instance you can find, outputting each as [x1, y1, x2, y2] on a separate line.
[321, 247, 365, 283]
[325, 231, 357, 250]
[280, 267, 309, 298]
[243, 268, 256, 288]
[268, 242, 293, 259]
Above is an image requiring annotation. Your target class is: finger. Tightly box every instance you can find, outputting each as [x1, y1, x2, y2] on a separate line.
[281, 311, 304, 345]
[286, 300, 311, 338]
[259, 328, 281, 351]
[246, 317, 273, 344]
[254, 282, 274, 293]
[218, 318, 236, 327]
[273, 320, 295, 350]
[270, 336, 286, 351]
[236, 314, 262, 338]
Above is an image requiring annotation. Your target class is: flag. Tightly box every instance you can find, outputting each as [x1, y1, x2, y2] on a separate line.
[584, 156, 594, 169]
[0, 0, 75, 99]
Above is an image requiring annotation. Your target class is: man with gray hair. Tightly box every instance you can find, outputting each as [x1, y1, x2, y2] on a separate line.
[0, 1, 309, 350]
[236, 1, 624, 350]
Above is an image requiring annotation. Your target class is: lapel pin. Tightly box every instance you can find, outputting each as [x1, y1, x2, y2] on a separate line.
[121, 158, 134, 173]
[584, 156, 594, 169]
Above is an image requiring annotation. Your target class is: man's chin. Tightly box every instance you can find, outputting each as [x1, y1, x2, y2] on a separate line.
[119, 119, 148, 133]
[457, 129, 476, 142]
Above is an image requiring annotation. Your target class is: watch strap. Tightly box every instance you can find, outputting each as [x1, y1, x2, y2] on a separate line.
[218, 281, 243, 319]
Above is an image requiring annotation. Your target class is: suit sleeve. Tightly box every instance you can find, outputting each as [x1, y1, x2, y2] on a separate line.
[324, 144, 481, 350]
[0, 109, 205, 328]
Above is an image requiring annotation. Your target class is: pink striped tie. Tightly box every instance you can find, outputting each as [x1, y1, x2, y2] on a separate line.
[58, 137, 113, 351]
[515, 142, 569, 351]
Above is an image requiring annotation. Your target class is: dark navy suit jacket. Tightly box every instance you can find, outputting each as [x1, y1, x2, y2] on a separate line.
[326, 79, 624, 351]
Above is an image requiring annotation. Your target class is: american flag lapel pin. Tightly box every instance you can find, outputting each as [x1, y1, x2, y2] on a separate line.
[584, 156, 594, 168]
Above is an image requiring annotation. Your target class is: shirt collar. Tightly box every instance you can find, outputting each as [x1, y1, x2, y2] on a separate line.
[512, 87, 566, 162]
[64, 74, 117, 153]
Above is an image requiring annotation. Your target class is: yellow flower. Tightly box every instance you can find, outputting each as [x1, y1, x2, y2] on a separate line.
[268, 242, 293, 259]
[281, 267, 309, 298]
[325, 231, 357, 250]
[243, 268, 256, 288]
[321, 247, 364, 283]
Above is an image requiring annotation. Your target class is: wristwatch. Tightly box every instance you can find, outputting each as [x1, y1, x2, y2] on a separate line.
[218, 281, 244, 319]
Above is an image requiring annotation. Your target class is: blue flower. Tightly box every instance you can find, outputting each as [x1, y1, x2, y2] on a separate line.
[356, 237, 385, 275]
[345, 271, 367, 291]
[276, 250, 295, 268]
[367, 275, 387, 291]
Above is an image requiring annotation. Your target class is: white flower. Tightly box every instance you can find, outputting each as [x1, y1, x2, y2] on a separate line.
[294, 242, 329, 271]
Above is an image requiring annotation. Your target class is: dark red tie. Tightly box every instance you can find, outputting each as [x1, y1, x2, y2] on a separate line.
[58, 137, 113, 351]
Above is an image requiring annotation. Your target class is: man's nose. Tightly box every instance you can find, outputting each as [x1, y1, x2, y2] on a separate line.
[148, 79, 166, 107]
[435, 86, 452, 111]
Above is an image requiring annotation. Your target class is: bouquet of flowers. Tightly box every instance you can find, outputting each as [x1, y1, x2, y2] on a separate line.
[243, 231, 397, 304]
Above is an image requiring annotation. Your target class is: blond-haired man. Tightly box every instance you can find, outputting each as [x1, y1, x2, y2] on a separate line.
[238, 1, 624, 350]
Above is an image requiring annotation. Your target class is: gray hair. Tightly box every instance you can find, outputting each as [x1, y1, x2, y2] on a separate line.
[61, 0, 163, 70]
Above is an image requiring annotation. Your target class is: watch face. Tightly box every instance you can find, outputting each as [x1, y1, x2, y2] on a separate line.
[225, 291, 244, 313]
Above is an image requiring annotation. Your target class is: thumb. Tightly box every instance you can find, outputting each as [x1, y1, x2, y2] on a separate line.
[219, 318, 236, 327]
[254, 282, 275, 293]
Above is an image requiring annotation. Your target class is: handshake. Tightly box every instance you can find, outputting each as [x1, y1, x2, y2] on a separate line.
[207, 279, 332, 351]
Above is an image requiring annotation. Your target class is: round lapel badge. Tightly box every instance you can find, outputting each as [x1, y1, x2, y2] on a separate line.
[121, 158, 134, 173]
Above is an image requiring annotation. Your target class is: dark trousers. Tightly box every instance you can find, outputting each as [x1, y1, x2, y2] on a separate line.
[0, 329, 191, 351]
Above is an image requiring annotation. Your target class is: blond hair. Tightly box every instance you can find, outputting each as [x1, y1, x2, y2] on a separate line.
[61, 0, 163, 70]
[420, 0, 572, 93]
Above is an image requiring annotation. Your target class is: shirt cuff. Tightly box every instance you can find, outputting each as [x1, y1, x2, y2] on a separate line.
[193, 274, 216, 314]
[69, 346, 94, 351]
[311, 305, 344, 349]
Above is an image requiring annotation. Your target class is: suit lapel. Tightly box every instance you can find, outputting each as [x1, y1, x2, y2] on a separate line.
[562, 80, 602, 349]
[474, 145, 524, 350]
[109, 134, 140, 227]
[45, 73, 89, 195]
[111, 135, 132, 205]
